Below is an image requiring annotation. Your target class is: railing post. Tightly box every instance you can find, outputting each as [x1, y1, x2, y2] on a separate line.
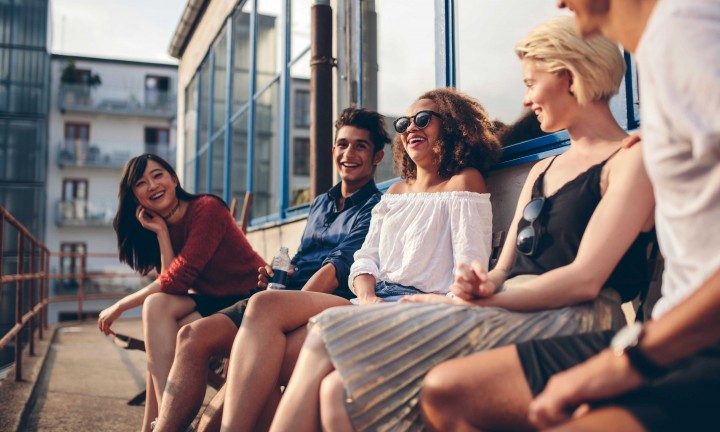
[0, 211, 4, 293]
[15, 232, 25, 381]
[44, 250, 50, 331]
[78, 251, 85, 321]
[28, 241, 36, 356]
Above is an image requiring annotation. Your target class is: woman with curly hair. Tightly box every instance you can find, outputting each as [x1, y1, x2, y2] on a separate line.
[215, 88, 501, 431]
[270, 16, 655, 432]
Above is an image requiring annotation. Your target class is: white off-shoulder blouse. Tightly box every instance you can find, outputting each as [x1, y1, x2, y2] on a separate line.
[349, 191, 492, 295]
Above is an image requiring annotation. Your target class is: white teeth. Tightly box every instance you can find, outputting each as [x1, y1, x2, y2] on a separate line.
[409, 138, 424, 144]
[150, 192, 164, 200]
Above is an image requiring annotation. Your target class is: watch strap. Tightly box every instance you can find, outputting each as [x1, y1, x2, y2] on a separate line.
[625, 337, 667, 380]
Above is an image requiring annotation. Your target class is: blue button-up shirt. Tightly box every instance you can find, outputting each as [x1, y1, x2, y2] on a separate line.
[288, 180, 381, 298]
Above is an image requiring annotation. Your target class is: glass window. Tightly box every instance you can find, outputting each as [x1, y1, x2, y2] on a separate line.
[211, 132, 225, 197]
[364, 0, 435, 183]
[253, 83, 280, 219]
[0, 119, 46, 182]
[199, 62, 211, 149]
[456, 1, 567, 125]
[212, 32, 228, 133]
[256, 0, 283, 91]
[232, 11, 252, 113]
[293, 88, 310, 128]
[184, 76, 198, 189]
[291, 0, 311, 59]
[230, 112, 249, 209]
[197, 146, 209, 193]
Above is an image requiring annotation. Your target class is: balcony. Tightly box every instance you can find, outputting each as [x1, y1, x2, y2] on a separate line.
[56, 199, 117, 227]
[58, 84, 176, 118]
[57, 141, 131, 169]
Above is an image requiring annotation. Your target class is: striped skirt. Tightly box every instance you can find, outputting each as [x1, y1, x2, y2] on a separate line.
[307, 283, 626, 432]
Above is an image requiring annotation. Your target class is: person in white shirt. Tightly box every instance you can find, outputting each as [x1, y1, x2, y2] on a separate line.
[270, 17, 656, 432]
[418, 1, 720, 431]
[217, 87, 501, 431]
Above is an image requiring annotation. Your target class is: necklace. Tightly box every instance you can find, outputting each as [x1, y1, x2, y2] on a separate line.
[163, 200, 181, 221]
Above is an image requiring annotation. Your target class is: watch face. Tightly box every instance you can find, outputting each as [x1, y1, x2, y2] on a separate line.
[611, 322, 643, 355]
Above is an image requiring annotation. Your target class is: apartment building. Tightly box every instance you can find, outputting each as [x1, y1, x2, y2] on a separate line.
[45, 55, 178, 322]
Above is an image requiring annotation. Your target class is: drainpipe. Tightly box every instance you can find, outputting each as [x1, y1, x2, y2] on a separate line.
[310, 0, 335, 199]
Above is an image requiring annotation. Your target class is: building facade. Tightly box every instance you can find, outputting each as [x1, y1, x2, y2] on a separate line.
[45, 55, 178, 321]
[0, 0, 51, 368]
[170, 0, 640, 260]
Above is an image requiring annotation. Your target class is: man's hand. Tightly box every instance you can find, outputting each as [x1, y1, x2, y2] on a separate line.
[258, 264, 295, 289]
[449, 261, 497, 301]
[528, 349, 644, 429]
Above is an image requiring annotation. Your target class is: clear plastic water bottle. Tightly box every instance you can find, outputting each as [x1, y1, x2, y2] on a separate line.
[267, 246, 291, 290]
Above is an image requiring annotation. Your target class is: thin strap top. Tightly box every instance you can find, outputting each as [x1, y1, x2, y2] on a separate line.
[509, 148, 652, 302]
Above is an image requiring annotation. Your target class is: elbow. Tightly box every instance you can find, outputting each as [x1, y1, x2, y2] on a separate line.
[567, 265, 606, 303]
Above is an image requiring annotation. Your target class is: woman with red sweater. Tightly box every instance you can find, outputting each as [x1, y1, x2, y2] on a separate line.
[97, 153, 265, 432]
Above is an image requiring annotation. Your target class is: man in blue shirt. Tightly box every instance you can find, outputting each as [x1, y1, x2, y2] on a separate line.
[153, 107, 390, 431]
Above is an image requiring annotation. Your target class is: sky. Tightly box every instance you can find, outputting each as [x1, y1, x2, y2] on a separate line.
[49, 0, 188, 64]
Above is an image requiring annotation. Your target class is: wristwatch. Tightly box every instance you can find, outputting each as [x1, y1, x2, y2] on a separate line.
[610, 322, 667, 380]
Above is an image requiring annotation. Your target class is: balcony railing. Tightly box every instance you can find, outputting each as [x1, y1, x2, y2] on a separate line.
[1, 205, 142, 382]
[56, 199, 117, 227]
[57, 141, 131, 169]
[58, 84, 176, 118]
[57, 142, 176, 169]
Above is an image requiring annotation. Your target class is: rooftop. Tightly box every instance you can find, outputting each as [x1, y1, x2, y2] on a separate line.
[0, 318, 216, 431]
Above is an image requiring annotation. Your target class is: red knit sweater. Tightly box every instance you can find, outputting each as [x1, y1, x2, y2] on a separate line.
[158, 196, 266, 297]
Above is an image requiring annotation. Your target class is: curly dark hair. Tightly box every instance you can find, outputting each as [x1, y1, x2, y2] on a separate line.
[334, 106, 392, 153]
[392, 88, 502, 180]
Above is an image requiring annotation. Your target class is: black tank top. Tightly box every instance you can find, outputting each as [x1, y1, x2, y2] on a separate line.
[508, 150, 653, 302]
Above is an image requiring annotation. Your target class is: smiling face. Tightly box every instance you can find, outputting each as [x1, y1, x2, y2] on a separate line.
[131, 160, 179, 213]
[333, 125, 383, 191]
[400, 98, 442, 168]
[522, 59, 577, 133]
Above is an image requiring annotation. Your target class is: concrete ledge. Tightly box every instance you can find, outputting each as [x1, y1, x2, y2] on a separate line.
[0, 324, 57, 432]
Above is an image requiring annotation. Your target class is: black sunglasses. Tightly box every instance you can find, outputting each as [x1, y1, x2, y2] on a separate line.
[516, 197, 546, 256]
[393, 110, 443, 134]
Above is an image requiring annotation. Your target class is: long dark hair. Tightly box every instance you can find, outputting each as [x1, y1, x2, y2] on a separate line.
[393, 88, 502, 180]
[114, 153, 207, 275]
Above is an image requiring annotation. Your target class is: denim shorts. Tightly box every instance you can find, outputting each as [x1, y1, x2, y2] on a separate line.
[350, 281, 424, 304]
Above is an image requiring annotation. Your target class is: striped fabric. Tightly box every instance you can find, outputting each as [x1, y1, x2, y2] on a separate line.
[308, 279, 626, 432]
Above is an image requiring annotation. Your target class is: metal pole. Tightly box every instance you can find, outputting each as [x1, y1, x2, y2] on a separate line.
[44, 250, 50, 331]
[78, 251, 85, 321]
[29, 242, 35, 356]
[39, 248, 46, 339]
[15, 233, 25, 381]
[310, 0, 334, 199]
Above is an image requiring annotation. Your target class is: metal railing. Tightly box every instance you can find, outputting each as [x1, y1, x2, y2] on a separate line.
[0, 206, 139, 382]
[58, 84, 176, 118]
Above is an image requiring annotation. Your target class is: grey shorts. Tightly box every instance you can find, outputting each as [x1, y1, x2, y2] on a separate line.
[214, 297, 251, 328]
[517, 331, 720, 431]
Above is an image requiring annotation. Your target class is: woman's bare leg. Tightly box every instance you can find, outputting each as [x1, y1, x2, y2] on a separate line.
[270, 327, 336, 432]
[141, 372, 158, 432]
[220, 290, 350, 432]
[141, 292, 198, 425]
[320, 370, 354, 432]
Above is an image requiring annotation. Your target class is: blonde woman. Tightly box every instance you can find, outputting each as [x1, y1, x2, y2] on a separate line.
[271, 16, 655, 432]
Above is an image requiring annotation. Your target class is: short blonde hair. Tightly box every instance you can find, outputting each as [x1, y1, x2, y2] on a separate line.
[515, 16, 625, 105]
